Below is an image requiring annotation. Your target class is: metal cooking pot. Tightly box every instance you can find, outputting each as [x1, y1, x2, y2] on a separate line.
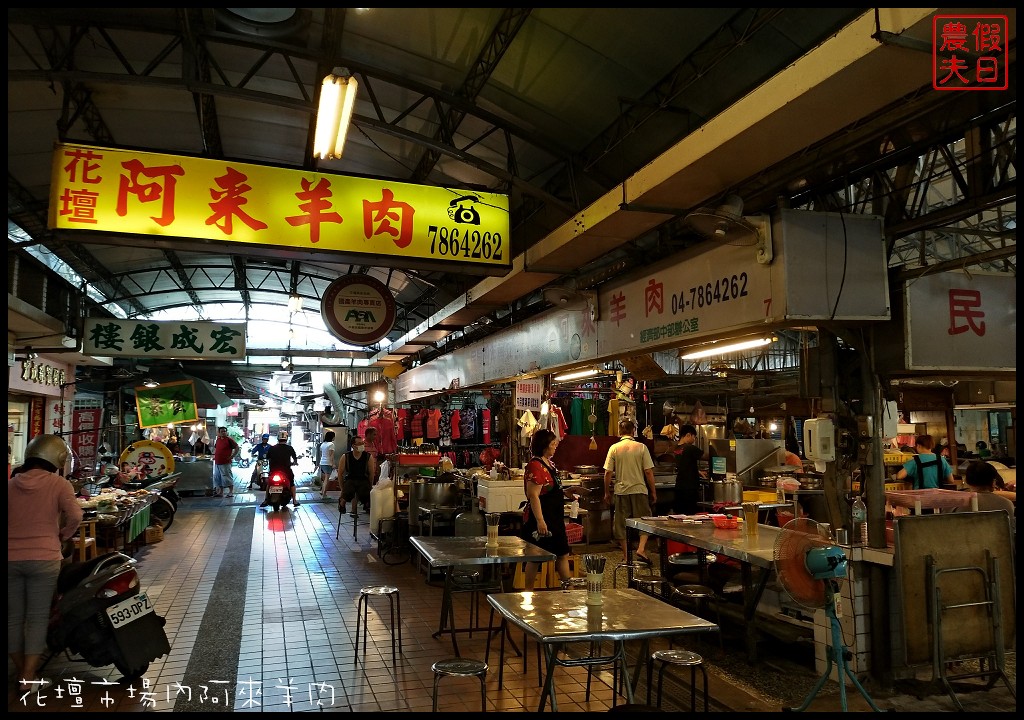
[711, 478, 726, 503]
[723, 477, 742, 504]
[798, 472, 823, 490]
[574, 465, 603, 476]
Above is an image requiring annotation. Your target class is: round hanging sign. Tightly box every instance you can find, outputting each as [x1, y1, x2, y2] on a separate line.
[321, 274, 397, 346]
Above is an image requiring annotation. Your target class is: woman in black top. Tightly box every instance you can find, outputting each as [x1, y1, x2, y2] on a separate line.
[519, 429, 573, 589]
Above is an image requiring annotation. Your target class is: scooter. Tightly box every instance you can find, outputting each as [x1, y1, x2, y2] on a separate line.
[141, 477, 180, 531]
[264, 469, 293, 512]
[250, 457, 269, 491]
[43, 551, 171, 680]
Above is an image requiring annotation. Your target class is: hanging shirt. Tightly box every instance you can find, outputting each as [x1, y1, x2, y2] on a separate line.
[481, 408, 491, 444]
[369, 409, 398, 454]
[607, 398, 620, 435]
[518, 411, 538, 448]
[356, 418, 369, 439]
[459, 408, 476, 441]
[449, 409, 461, 441]
[425, 408, 442, 440]
[411, 409, 427, 440]
[551, 406, 569, 442]
[439, 409, 454, 446]
[569, 397, 586, 436]
[539, 401, 552, 432]
[395, 408, 408, 443]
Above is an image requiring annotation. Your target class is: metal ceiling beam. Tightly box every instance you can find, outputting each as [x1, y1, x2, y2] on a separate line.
[8, 14, 572, 204]
[8, 175, 149, 317]
[163, 249, 204, 308]
[576, 8, 785, 178]
[231, 255, 251, 309]
[178, 8, 224, 158]
[410, 8, 532, 183]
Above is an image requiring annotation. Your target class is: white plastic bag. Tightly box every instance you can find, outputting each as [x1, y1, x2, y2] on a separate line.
[377, 460, 391, 483]
[369, 477, 396, 534]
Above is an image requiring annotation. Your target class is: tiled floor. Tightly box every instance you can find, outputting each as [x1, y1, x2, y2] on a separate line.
[8, 477, 645, 713]
[8, 472, 1016, 713]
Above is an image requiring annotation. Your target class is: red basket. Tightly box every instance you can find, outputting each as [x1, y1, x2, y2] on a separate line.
[712, 515, 738, 529]
[565, 522, 585, 544]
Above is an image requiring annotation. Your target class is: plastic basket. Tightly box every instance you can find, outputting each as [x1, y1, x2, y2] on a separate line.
[712, 515, 738, 529]
[565, 522, 584, 544]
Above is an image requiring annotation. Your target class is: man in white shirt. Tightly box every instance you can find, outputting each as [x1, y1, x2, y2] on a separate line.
[603, 419, 657, 564]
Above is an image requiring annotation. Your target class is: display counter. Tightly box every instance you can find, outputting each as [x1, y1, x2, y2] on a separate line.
[94, 494, 155, 556]
[172, 457, 214, 496]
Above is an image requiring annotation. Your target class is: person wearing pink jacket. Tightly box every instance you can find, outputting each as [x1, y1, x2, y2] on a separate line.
[8, 435, 83, 693]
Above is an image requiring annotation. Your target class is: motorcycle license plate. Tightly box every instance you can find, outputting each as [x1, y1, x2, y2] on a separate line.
[105, 592, 155, 629]
[269, 486, 283, 495]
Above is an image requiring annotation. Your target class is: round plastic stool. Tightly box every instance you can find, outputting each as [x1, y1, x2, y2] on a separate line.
[431, 657, 488, 711]
[646, 649, 708, 711]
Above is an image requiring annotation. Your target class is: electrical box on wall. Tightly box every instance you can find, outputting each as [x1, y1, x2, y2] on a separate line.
[803, 418, 835, 462]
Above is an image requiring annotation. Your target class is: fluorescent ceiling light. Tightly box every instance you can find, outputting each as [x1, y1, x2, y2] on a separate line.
[552, 368, 601, 382]
[313, 72, 358, 160]
[680, 336, 776, 360]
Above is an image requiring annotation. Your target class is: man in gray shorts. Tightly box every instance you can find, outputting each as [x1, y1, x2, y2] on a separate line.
[603, 419, 657, 564]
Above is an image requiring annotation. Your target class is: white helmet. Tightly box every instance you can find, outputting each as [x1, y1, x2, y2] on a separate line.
[277, 430, 289, 442]
[25, 434, 71, 473]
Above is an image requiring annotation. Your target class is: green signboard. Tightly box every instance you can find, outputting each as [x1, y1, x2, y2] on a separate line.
[134, 380, 199, 429]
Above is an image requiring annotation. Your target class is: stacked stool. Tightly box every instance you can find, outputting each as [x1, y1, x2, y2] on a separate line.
[646, 648, 708, 711]
[431, 657, 488, 711]
[355, 585, 402, 667]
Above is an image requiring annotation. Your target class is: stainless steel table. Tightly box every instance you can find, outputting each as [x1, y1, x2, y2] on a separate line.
[409, 535, 555, 656]
[627, 516, 779, 661]
[487, 588, 718, 712]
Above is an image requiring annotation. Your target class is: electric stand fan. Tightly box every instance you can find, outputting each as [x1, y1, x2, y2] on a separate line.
[774, 518, 883, 713]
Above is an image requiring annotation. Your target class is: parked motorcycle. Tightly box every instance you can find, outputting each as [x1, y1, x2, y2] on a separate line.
[250, 458, 269, 491]
[264, 469, 293, 512]
[143, 477, 179, 531]
[43, 551, 171, 680]
[123, 474, 180, 531]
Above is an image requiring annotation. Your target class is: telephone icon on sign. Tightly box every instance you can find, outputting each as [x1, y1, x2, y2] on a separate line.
[448, 195, 481, 225]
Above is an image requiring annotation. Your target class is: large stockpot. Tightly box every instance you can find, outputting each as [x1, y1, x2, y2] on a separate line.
[712, 477, 742, 504]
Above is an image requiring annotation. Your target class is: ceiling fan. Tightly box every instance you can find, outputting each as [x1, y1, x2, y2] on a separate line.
[541, 285, 599, 321]
[683, 194, 774, 264]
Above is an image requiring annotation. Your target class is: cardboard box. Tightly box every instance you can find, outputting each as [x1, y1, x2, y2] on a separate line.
[144, 525, 164, 544]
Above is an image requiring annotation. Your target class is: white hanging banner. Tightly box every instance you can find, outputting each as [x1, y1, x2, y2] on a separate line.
[514, 378, 544, 413]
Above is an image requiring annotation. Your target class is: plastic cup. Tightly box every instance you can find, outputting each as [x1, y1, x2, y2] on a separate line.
[742, 502, 760, 539]
[486, 512, 500, 547]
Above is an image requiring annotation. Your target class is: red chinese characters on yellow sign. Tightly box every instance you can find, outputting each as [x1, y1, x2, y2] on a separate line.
[49, 143, 510, 270]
